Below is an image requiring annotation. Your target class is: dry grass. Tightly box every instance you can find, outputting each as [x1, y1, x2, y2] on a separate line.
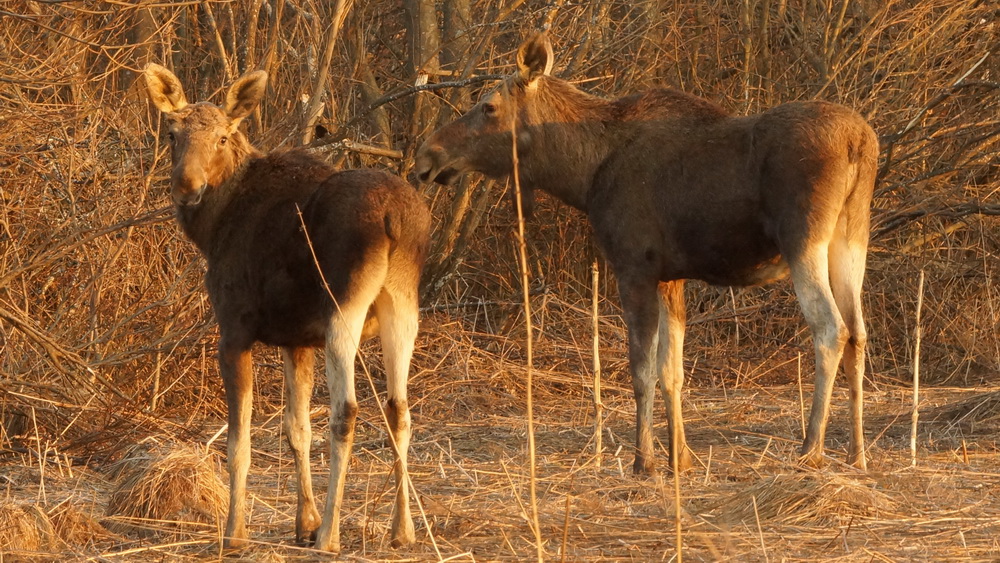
[48, 499, 112, 548]
[0, 502, 51, 553]
[2, 0, 1000, 560]
[699, 472, 897, 527]
[103, 442, 227, 538]
[4, 335, 1000, 559]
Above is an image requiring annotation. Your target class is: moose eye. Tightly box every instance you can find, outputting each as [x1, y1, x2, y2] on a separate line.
[219, 136, 228, 146]
[482, 103, 497, 117]
[167, 131, 175, 142]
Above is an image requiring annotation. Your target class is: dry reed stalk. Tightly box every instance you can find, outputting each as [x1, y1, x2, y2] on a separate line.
[912, 270, 925, 466]
[670, 353, 683, 563]
[591, 260, 603, 468]
[509, 85, 544, 562]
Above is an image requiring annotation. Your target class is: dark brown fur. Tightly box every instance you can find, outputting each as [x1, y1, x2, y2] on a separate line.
[416, 33, 877, 474]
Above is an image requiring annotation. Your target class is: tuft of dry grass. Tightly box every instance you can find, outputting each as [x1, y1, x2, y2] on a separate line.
[103, 442, 227, 538]
[0, 502, 52, 553]
[48, 499, 111, 548]
[699, 472, 898, 528]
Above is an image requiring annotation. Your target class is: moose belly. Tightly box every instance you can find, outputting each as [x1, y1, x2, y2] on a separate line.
[675, 224, 788, 287]
[735, 255, 790, 286]
[256, 298, 330, 348]
[691, 253, 788, 287]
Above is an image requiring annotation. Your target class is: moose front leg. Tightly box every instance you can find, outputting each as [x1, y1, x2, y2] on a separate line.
[220, 339, 254, 548]
[618, 276, 662, 475]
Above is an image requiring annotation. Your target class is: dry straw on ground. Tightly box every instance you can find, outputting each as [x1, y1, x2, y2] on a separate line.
[103, 442, 227, 537]
[48, 499, 112, 548]
[699, 472, 897, 527]
[0, 502, 52, 553]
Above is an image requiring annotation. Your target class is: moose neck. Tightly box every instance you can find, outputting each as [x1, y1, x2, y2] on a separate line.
[516, 78, 627, 211]
[176, 135, 260, 255]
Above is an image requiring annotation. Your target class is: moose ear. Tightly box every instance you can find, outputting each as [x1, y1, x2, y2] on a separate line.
[516, 32, 554, 85]
[143, 63, 188, 113]
[223, 70, 268, 123]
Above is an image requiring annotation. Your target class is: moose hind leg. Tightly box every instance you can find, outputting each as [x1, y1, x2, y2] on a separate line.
[281, 347, 322, 543]
[375, 285, 418, 547]
[829, 231, 869, 470]
[790, 246, 849, 467]
[657, 281, 692, 472]
[314, 301, 369, 553]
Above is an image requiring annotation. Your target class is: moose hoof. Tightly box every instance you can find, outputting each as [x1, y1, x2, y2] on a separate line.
[314, 526, 341, 553]
[390, 518, 417, 547]
[633, 456, 658, 477]
[295, 509, 322, 545]
[222, 535, 249, 550]
[295, 528, 318, 546]
[847, 452, 868, 472]
[798, 448, 828, 469]
[670, 448, 694, 473]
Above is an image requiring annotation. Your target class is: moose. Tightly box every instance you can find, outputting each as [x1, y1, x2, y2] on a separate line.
[416, 33, 877, 474]
[143, 64, 430, 552]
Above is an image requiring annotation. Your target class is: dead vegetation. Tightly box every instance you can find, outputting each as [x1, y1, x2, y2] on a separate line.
[104, 442, 227, 537]
[2, 0, 1000, 560]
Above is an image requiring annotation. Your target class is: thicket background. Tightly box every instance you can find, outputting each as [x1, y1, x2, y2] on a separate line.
[1, 0, 999, 558]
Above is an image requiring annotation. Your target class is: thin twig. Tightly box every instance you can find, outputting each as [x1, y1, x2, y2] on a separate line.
[306, 74, 503, 149]
[298, 0, 354, 145]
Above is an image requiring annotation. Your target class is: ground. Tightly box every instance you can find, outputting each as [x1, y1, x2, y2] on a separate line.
[4, 314, 1000, 562]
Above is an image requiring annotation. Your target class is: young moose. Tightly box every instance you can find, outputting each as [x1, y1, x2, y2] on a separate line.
[416, 33, 877, 474]
[143, 64, 430, 551]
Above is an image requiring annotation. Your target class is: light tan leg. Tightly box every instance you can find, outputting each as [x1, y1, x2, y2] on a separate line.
[792, 245, 849, 467]
[375, 286, 418, 547]
[830, 230, 869, 470]
[314, 303, 368, 553]
[656, 281, 692, 472]
[220, 340, 253, 548]
[282, 347, 322, 542]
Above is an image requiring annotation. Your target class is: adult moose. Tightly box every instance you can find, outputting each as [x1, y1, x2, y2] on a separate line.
[416, 33, 877, 474]
[143, 64, 430, 552]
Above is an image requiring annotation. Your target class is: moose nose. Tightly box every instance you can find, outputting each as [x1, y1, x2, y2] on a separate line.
[414, 145, 442, 183]
[172, 184, 206, 206]
[182, 189, 204, 206]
